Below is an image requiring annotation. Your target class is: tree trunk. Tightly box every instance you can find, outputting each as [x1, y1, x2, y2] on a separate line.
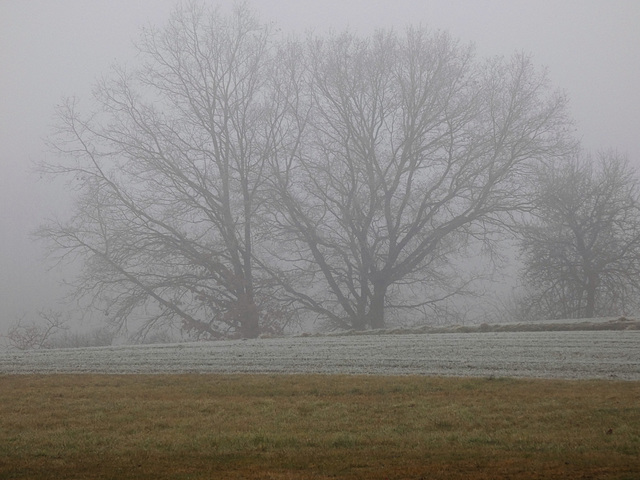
[368, 283, 387, 330]
[585, 273, 598, 318]
[237, 292, 260, 338]
[242, 306, 260, 338]
[353, 308, 368, 331]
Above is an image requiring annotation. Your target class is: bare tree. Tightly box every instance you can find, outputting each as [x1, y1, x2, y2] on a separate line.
[4, 311, 68, 350]
[39, 3, 294, 339]
[267, 28, 572, 330]
[38, 5, 573, 337]
[519, 151, 640, 319]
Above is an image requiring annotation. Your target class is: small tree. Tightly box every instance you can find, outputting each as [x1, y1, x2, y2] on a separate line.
[4, 311, 68, 350]
[519, 151, 640, 319]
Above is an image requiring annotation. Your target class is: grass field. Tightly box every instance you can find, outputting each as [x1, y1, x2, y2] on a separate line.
[1, 374, 639, 479]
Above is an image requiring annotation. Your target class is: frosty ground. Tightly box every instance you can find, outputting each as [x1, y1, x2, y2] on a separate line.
[1, 330, 638, 380]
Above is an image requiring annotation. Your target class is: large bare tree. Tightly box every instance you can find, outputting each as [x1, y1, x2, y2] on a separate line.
[267, 28, 572, 330]
[40, 5, 574, 338]
[519, 151, 640, 319]
[40, 3, 293, 339]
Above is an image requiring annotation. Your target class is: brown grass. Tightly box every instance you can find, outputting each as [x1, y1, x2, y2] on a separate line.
[0, 374, 638, 479]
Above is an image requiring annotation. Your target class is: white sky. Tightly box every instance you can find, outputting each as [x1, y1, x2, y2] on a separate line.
[1, 0, 639, 331]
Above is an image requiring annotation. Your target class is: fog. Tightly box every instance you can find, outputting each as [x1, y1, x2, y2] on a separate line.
[1, 0, 639, 335]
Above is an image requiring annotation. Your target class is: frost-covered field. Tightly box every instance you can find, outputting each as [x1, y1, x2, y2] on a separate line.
[1, 331, 638, 380]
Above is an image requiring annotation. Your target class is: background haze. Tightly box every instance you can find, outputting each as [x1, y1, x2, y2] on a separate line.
[1, 0, 639, 333]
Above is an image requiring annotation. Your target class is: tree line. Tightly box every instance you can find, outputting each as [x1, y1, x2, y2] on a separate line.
[36, 2, 640, 341]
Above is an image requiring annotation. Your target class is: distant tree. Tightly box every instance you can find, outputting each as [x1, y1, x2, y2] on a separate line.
[266, 28, 572, 330]
[39, 3, 296, 339]
[4, 311, 67, 350]
[519, 151, 640, 319]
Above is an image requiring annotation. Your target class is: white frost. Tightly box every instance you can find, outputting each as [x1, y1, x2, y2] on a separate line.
[0, 331, 638, 379]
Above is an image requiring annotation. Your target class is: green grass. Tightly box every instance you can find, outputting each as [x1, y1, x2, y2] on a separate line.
[0, 374, 639, 479]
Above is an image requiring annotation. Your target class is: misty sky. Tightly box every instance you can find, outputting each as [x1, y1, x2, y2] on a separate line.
[1, 0, 639, 332]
